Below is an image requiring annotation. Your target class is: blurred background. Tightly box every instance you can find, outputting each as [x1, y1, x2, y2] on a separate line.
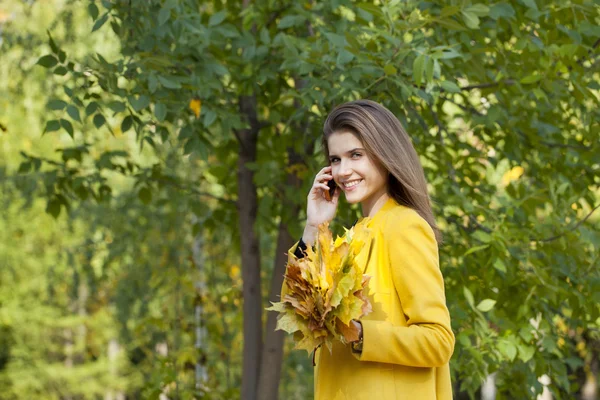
[0, 0, 599, 399]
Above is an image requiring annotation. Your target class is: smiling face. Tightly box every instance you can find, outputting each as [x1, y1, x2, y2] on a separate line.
[327, 130, 390, 217]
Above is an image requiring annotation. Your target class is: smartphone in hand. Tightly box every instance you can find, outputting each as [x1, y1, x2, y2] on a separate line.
[324, 179, 336, 201]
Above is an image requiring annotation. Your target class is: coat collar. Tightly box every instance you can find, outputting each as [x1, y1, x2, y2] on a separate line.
[354, 196, 400, 229]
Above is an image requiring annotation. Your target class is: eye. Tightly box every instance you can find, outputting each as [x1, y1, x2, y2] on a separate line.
[330, 157, 340, 163]
[352, 152, 362, 158]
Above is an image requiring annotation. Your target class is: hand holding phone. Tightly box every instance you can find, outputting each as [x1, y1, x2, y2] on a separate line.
[305, 166, 339, 237]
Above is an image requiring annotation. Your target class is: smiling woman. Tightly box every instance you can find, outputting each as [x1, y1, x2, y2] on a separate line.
[287, 100, 454, 400]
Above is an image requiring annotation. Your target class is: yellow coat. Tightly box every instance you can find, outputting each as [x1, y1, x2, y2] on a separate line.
[287, 197, 454, 399]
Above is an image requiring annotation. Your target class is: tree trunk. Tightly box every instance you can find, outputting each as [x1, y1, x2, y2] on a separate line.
[191, 217, 208, 393]
[256, 76, 314, 400]
[238, 94, 262, 400]
[256, 221, 296, 400]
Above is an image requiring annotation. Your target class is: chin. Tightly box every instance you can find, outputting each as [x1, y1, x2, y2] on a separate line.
[343, 193, 364, 205]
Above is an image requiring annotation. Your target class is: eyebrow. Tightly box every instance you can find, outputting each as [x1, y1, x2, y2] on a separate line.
[328, 148, 365, 158]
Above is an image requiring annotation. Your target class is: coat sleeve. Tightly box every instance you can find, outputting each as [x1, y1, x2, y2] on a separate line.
[354, 210, 455, 367]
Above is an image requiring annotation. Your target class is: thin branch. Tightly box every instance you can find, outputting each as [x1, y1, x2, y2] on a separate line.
[264, 5, 290, 29]
[152, 177, 237, 206]
[535, 203, 600, 243]
[459, 79, 516, 91]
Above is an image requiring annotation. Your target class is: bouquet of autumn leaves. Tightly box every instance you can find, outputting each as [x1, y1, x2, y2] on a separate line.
[266, 220, 373, 355]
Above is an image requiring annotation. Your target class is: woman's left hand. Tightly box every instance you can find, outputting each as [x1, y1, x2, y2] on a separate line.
[351, 320, 362, 341]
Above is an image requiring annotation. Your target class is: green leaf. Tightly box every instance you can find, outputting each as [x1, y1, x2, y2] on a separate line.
[88, 3, 99, 20]
[47, 99, 67, 110]
[498, 340, 517, 361]
[66, 105, 81, 122]
[60, 119, 74, 138]
[490, 3, 515, 20]
[53, 66, 68, 76]
[465, 4, 489, 17]
[259, 27, 270, 45]
[265, 301, 287, 313]
[413, 54, 426, 86]
[203, 109, 217, 127]
[521, 0, 538, 11]
[47, 30, 59, 54]
[440, 80, 461, 93]
[440, 6, 460, 17]
[92, 12, 109, 32]
[518, 344, 535, 362]
[158, 7, 170, 25]
[275, 312, 302, 334]
[493, 258, 507, 273]
[324, 32, 346, 48]
[463, 287, 474, 307]
[108, 101, 126, 113]
[93, 114, 106, 129]
[435, 48, 461, 59]
[464, 244, 489, 256]
[384, 64, 397, 76]
[85, 102, 99, 116]
[129, 95, 150, 112]
[425, 56, 434, 83]
[154, 103, 167, 122]
[37, 55, 58, 68]
[520, 74, 542, 84]
[157, 75, 181, 89]
[18, 161, 31, 174]
[44, 120, 61, 134]
[476, 299, 496, 312]
[336, 49, 354, 65]
[435, 18, 467, 31]
[121, 115, 133, 132]
[138, 187, 152, 204]
[209, 10, 227, 27]
[277, 15, 305, 29]
[461, 11, 480, 29]
[473, 230, 491, 243]
[46, 198, 62, 218]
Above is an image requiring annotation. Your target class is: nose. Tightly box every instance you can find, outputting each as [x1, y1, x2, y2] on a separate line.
[338, 159, 353, 178]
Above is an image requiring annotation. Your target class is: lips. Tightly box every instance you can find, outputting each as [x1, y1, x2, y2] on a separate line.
[342, 179, 363, 191]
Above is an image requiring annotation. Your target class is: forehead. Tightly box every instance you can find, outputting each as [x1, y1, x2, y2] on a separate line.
[327, 131, 363, 154]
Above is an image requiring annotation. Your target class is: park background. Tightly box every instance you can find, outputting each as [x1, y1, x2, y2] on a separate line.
[0, 0, 599, 399]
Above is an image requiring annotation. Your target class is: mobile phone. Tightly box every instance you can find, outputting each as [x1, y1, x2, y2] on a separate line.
[325, 179, 336, 201]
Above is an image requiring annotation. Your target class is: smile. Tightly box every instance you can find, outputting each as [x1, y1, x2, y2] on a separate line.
[343, 179, 363, 190]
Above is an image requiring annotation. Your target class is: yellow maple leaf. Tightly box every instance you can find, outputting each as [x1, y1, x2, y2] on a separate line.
[189, 98, 201, 118]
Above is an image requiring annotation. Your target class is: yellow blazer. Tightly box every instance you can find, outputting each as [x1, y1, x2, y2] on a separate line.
[286, 197, 454, 399]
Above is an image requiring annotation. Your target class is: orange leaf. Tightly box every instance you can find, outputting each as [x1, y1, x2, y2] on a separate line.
[336, 318, 359, 342]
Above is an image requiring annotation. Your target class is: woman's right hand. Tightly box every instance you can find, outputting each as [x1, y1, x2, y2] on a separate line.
[305, 165, 341, 230]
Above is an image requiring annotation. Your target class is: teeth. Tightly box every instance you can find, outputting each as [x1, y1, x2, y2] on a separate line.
[343, 179, 362, 188]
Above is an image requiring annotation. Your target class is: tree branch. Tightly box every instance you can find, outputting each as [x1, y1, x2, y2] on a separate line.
[459, 79, 516, 91]
[535, 203, 600, 243]
[152, 177, 237, 206]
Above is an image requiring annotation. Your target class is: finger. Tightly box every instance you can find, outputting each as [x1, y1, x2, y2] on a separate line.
[315, 173, 332, 181]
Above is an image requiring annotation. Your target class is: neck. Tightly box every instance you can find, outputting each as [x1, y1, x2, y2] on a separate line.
[361, 192, 391, 218]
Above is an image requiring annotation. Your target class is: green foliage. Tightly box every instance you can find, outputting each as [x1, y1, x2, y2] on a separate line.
[1, 0, 599, 399]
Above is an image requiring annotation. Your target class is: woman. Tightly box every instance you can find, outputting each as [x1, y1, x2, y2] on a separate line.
[288, 100, 454, 399]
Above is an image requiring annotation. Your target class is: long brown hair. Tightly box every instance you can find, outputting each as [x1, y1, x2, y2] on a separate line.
[322, 99, 442, 244]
